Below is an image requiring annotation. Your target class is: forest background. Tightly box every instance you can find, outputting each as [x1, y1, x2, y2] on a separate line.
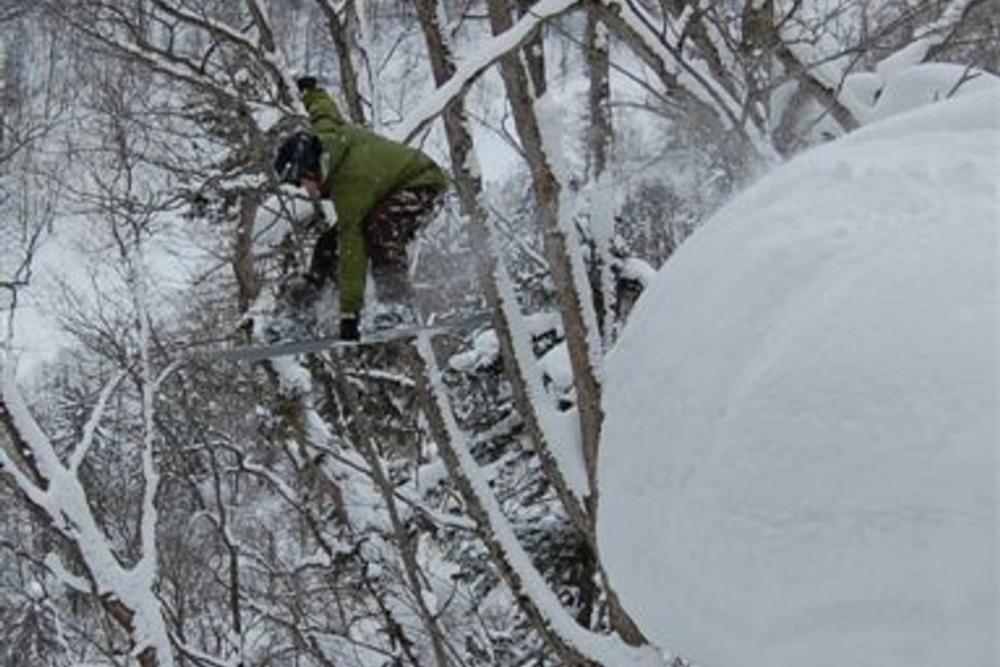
[0, 1, 996, 665]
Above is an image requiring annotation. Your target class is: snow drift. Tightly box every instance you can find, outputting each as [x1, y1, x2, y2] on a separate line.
[598, 88, 999, 667]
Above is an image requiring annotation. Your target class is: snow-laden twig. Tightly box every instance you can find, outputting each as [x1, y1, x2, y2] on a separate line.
[495, 263, 589, 499]
[244, 0, 277, 52]
[43, 553, 90, 594]
[130, 240, 165, 616]
[151, 0, 307, 108]
[1, 356, 176, 666]
[325, 350, 452, 667]
[83, 22, 242, 100]
[395, 0, 579, 143]
[69, 369, 127, 473]
[616, 4, 741, 127]
[591, 172, 620, 345]
[172, 638, 243, 667]
[776, 42, 860, 133]
[1, 361, 60, 489]
[250, 308, 390, 533]
[150, 0, 260, 56]
[243, 0, 305, 111]
[601, 1, 775, 158]
[877, 0, 980, 79]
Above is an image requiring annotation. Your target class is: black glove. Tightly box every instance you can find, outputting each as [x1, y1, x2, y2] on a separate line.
[296, 76, 318, 93]
[339, 316, 360, 342]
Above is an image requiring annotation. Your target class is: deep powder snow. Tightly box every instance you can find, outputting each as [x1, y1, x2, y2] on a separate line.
[598, 88, 999, 667]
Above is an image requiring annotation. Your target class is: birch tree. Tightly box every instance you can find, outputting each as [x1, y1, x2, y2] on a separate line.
[1, 84, 177, 667]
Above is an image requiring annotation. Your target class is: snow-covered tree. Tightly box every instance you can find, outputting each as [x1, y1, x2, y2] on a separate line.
[1, 0, 995, 664]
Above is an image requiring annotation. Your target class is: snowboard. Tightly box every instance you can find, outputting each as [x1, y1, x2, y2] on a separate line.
[211, 316, 486, 362]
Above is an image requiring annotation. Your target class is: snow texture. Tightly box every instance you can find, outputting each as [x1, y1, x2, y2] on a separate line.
[866, 63, 997, 123]
[775, 53, 998, 145]
[598, 88, 1000, 667]
[539, 342, 573, 393]
[449, 329, 501, 372]
[875, 0, 975, 82]
[620, 257, 657, 288]
[494, 267, 590, 499]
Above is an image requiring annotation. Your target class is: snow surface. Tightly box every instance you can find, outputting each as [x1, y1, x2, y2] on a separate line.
[865, 63, 998, 124]
[775, 60, 998, 145]
[598, 88, 1000, 667]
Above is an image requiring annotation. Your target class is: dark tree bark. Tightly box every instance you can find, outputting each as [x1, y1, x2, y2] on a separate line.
[314, 0, 367, 124]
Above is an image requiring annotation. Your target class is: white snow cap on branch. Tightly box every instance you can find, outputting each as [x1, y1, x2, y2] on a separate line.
[876, 0, 977, 80]
[2, 353, 176, 665]
[393, 0, 578, 143]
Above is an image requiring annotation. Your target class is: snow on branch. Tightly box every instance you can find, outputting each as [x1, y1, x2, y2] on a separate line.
[131, 248, 162, 585]
[878, 0, 983, 78]
[244, 0, 278, 52]
[578, 1, 775, 158]
[69, 368, 127, 473]
[394, 0, 580, 144]
[615, 2, 756, 134]
[2, 359, 71, 492]
[1, 354, 176, 666]
[57, 0, 302, 119]
[535, 91, 605, 365]
[86, 25, 242, 100]
[150, 0, 301, 109]
[495, 263, 590, 501]
[776, 42, 860, 133]
[3, 228, 176, 666]
[250, 328, 379, 532]
[43, 553, 91, 595]
[150, 0, 264, 59]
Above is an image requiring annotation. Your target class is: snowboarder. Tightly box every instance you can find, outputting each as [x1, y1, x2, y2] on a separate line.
[274, 76, 449, 341]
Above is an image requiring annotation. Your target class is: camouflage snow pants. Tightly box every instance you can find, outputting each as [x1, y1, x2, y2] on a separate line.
[309, 186, 443, 305]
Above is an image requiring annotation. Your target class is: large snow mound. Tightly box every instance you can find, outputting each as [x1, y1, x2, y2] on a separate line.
[598, 88, 999, 667]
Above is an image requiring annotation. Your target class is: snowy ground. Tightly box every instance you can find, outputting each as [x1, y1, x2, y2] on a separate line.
[598, 87, 999, 667]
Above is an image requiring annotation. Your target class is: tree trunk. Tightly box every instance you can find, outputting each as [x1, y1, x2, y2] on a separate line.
[484, 0, 604, 546]
[412, 0, 592, 538]
[484, 1, 649, 646]
[515, 0, 548, 96]
[584, 11, 611, 179]
[232, 190, 260, 313]
[583, 9, 616, 345]
[314, 0, 366, 124]
[417, 0, 647, 647]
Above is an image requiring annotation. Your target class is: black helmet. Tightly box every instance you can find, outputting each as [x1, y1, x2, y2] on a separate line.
[274, 130, 323, 185]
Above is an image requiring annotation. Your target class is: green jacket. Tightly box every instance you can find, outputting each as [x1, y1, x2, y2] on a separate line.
[302, 87, 449, 316]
